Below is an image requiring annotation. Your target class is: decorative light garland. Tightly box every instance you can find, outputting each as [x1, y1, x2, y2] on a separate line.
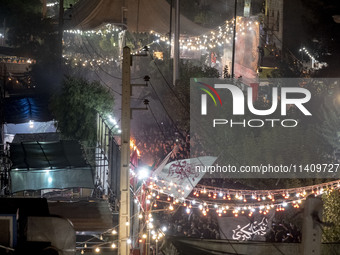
[299, 46, 316, 62]
[62, 17, 261, 66]
[64, 24, 123, 36]
[132, 175, 340, 218]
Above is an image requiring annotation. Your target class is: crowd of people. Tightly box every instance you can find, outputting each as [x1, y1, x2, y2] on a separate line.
[134, 124, 302, 243]
[134, 124, 190, 166]
[133, 123, 209, 167]
[265, 221, 301, 243]
[155, 208, 221, 240]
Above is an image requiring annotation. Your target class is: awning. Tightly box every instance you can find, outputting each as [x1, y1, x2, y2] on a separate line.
[4, 96, 52, 124]
[48, 200, 113, 232]
[12, 132, 60, 143]
[10, 141, 94, 193]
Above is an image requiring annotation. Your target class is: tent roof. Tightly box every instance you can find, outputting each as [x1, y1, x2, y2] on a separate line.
[64, 0, 210, 36]
[10, 140, 88, 170]
[10, 140, 89, 170]
[9, 141, 94, 193]
[4, 96, 52, 124]
[12, 132, 61, 143]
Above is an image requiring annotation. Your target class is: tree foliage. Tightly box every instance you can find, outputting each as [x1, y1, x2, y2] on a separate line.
[1, 0, 61, 92]
[50, 76, 114, 143]
[322, 190, 340, 242]
[0, 0, 56, 58]
[318, 92, 340, 153]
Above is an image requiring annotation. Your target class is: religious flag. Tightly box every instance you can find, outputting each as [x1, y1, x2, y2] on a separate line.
[130, 149, 139, 170]
[152, 151, 173, 177]
[217, 210, 275, 241]
[155, 156, 217, 198]
[130, 149, 139, 186]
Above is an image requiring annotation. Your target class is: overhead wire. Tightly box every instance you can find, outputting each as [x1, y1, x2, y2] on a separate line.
[80, 26, 146, 80]
[64, 13, 123, 96]
[148, 80, 184, 139]
[149, 53, 189, 114]
[148, 49, 245, 167]
[148, 103, 166, 140]
[71, 33, 120, 95]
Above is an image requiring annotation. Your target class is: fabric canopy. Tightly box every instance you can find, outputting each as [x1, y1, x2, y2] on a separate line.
[162, 236, 299, 255]
[48, 200, 113, 232]
[64, 0, 210, 36]
[4, 96, 52, 124]
[10, 141, 94, 193]
[162, 237, 340, 255]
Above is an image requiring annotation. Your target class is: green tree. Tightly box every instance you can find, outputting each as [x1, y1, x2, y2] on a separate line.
[319, 98, 340, 152]
[50, 76, 115, 143]
[1, 0, 62, 92]
[0, 0, 56, 58]
[322, 190, 340, 242]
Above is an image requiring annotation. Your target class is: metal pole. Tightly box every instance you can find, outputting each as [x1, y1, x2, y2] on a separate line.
[156, 240, 158, 255]
[173, 0, 180, 85]
[169, 0, 173, 59]
[231, 0, 237, 79]
[119, 46, 131, 255]
[146, 228, 150, 255]
[58, 0, 64, 66]
[42, 0, 47, 18]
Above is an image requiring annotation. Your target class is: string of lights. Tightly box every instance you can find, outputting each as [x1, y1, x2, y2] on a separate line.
[143, 179, 340, 217]
[129, 168, 340, 218]
[299, 46, 317, 62]
[63, 16, 259, 69]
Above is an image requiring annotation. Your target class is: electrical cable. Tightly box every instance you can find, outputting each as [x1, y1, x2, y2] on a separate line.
[148, 103, 167, 140]
[77, 38, 122, 95]
[148, 80, 185, 139]
[149, 53, 189, 114]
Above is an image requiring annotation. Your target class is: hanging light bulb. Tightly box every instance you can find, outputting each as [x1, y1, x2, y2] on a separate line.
[111, 243, 116, 248]
[95, 247, 100, 253]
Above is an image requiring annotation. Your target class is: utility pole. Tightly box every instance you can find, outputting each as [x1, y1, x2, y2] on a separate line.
[119, 46, 132, 255]
[173, 0, 180, 85]
[119, 47, 149, 255]
[231, 0, 237, 79]
[301, 196, 323, 255]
